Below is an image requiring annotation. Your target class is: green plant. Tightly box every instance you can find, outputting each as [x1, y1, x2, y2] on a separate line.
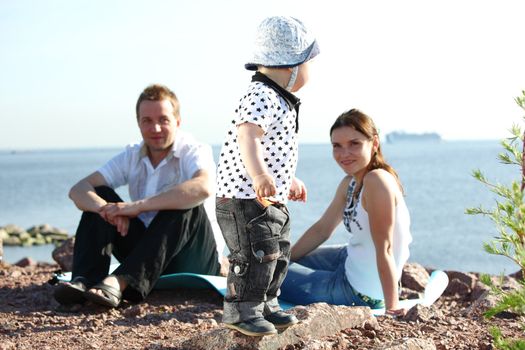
[490, 326, 525, 350]
[466, 90, 525, 349]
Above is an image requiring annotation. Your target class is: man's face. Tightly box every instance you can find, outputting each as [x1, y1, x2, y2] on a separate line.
[137, 99, 180, 154]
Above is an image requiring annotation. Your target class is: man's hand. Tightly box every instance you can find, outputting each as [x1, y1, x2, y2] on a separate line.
[288, 177, 307, 202]
[99, 202, 141, 237]
[253, 173, 277, 199]
[100, 202, 142, 220]
[113, 216, 130, 237]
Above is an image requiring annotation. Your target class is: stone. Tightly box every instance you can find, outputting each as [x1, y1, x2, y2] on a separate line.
[373, 337, 436, 350]
[3, 236, 22, 246]
[122, 304, 147, 318]
[401, 263, 429, 292]
[404, 304, 443, 323]
[509, 269, 524, 280]
[52, 237, 75, 272]
[3, 224, 25, 235]
[15, 257, 37, 268]
[463, 290, 499, 318]
[500, 275, 522, 291]
[470, 280, 490, 301]
[21, 237, 34, 247]
[400, 288, 421, 300]
[0, 224, 68, 246]
[180, 303, 377, 350]
[0, 228, 9, 240]
[444, 278, 470, 296]
[445, 271, 477, 290]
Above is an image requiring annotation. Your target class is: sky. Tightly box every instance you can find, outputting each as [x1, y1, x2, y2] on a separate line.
[1, 0, 525, 150]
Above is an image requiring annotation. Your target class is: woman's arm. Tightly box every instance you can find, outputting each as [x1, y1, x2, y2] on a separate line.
[362, 170, 402, 312]
[290, 176, 350, 261]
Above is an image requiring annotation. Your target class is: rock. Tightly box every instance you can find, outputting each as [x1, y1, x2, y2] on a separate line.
[14, 257, 37, 268]
[33, 235, 47, 245]
[373, 337, 436, 350]
[0, 224, 69, 247]
[0, 237, 3, 262]
[463, 290, 499, 318]
[27, 224, 61, 236]
[21, 236, 34, 247]
[402, 263, 429, 292]
[404, 304, 443, 323]
[470, 280, 490, 301]
[509, 269, 524, 280]
[122, 304, 147, 318]
[444, 278, 470, 296]
[3, 224, 25, 235]
[27, 225, 41, 235]
[500, 276, 522, 291]
[469, 275, 520, 302]
[0, 340, 16, 350]
[3, 236, 22, 246]
[445, 271, 477, 290]
[180, 303, 377, 350]
[400, 288, 421, 300]
[52, 237, 75, 272]
[0, 228, 9, 240]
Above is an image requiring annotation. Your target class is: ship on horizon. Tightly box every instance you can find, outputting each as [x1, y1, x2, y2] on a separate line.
[385, 131, 441, 143]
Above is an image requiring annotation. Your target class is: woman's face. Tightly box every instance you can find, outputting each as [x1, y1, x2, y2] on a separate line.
[331, 126, 377, 181]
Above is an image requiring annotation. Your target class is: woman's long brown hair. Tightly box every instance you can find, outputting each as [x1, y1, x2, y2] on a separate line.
[330, 108, 404, 194]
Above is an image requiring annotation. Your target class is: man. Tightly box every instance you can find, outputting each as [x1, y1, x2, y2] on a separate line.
[54, 84, 225, 308]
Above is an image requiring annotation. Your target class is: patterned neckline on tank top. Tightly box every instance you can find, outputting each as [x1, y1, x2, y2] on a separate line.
[343, 178, 362, 233]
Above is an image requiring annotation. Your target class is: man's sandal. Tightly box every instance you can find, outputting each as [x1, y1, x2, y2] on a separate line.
[84, 280, 122, 308]
[53, 276, 89, 305]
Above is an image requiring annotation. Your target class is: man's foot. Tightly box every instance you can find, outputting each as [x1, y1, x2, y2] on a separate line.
[84, 275, 124, 308]
[264, 311, 298, 329]
[54, 276, 89, 305]
[224, 317, 278, 336]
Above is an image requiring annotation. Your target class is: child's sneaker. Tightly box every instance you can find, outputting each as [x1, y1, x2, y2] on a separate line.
[264, 311, 298, 329]
[224, 317, 278, 336]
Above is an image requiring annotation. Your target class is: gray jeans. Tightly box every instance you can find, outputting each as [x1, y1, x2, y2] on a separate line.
[216, 197, 291, 324]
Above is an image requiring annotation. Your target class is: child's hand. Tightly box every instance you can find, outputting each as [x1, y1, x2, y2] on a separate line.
[289, 177, 307, 202]
[253, 173, 277, 198]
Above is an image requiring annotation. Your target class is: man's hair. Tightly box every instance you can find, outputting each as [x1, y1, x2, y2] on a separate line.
[135, 84, 180, 120]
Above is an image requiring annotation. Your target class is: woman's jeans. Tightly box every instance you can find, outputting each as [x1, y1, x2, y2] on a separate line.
[216, 197, 291, 324]
[280, 245, 371, 307]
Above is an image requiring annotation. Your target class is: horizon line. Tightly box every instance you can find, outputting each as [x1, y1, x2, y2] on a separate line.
[0, 138, 503, 153]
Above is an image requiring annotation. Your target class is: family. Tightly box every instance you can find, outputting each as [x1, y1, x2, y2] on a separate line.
[53, 16, 412, 337]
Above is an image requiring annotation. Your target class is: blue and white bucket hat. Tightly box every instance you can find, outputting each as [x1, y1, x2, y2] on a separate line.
[245, 16, 320, 71]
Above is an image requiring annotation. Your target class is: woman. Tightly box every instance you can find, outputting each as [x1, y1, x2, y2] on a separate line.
[280, 109, 412, 316]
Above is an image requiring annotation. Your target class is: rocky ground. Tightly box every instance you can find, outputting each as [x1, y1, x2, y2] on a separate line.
[0, 260, 524, 350]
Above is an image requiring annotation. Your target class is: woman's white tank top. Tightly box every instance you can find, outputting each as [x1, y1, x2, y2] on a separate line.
[343, 176, 412, 300]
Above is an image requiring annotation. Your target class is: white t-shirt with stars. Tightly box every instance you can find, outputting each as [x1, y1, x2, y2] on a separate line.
[216, 81, 298, 203]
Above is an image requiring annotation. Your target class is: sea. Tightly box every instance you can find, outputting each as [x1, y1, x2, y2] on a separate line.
[0, 141, 520, 275]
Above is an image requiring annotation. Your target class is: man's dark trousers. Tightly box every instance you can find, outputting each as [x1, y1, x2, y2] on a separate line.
[72, 186, 220, 301]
